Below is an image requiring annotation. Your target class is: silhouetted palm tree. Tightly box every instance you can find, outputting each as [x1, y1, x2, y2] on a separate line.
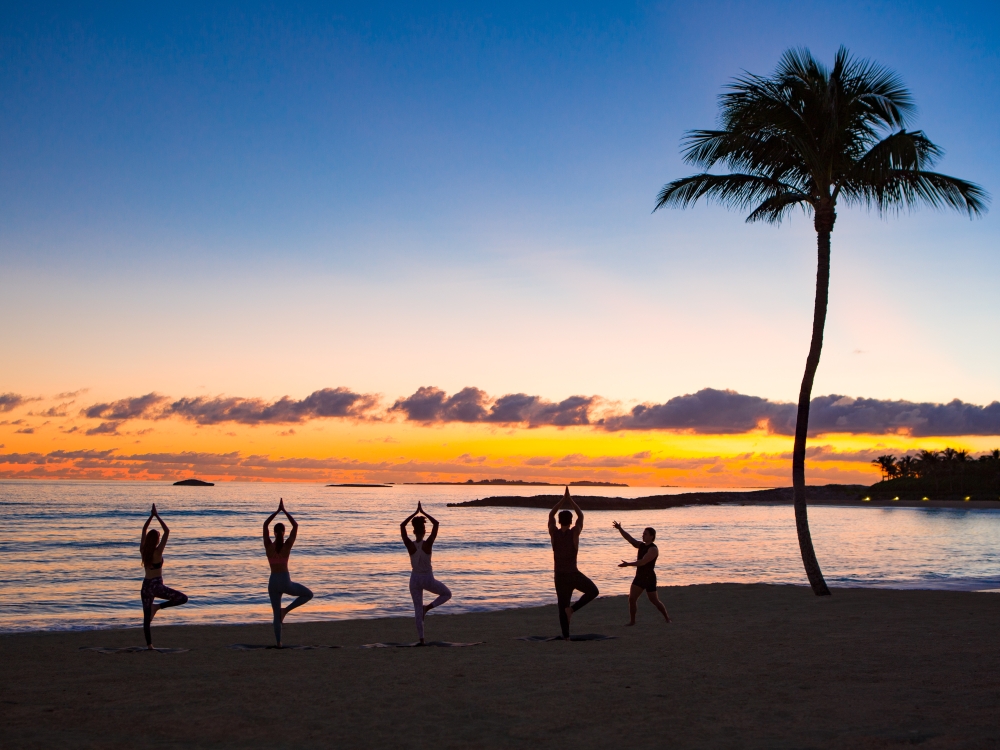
[873, 455, 897, 481]
[654, 47, 988, 595]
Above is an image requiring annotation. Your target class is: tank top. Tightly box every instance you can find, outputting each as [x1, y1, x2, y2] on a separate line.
[550, 528, 579, 573]
[410, 541, 433, 575]
[636, 543, 656, 571]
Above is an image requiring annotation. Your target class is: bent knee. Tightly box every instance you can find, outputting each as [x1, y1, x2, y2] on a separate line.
[176, 594, 189, 605]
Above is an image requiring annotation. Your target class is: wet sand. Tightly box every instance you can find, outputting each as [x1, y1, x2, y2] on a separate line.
[3, 584, 1000, 749]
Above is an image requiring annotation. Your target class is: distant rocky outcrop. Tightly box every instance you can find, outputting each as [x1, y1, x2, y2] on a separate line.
[448, 485, 868, 510]
[173, 478, 215, 486]
[327, 483, 391, 488]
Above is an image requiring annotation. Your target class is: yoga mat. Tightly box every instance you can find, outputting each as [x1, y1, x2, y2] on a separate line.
[515, 634, 618, 642]
[229, 644, 342, 650]
[80, 646, 190, 654]
[360, 641, 484, 648]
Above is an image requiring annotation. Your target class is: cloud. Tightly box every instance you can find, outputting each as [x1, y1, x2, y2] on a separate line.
[806, 395, 1000, 437]
[83, 393, 168, 421]
[54, 389, 89, 399]
[165, 387, 379, 425]
[15, 427, 34, 434]
[86, 421, 123, 436]
[599, 388, 1000, 437]
[0, 393, 27, 412]
[602, 389, 795, 434]
[390, 387, 595, 427]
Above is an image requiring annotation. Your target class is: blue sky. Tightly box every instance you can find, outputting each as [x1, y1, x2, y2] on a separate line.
[1, 1, 997, 408]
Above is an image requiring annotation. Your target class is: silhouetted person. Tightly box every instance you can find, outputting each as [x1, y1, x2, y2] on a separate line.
[613, 521, 670, 625]
[401, 502, 451, 644]
[140, 503, 188, 649]
[263, 499, 313, 647]
[549, 487, 599, 639]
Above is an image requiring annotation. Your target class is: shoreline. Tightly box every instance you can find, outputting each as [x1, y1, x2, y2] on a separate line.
[5, 580, 1000, 637]
[4, 584, 1000, 748]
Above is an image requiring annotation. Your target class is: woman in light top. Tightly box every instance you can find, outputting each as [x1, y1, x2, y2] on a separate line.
[400, 502, 452, 644]
[263, 499, 313, 647]
[140, 503, 188, 649]
[613, 521, 671, 625]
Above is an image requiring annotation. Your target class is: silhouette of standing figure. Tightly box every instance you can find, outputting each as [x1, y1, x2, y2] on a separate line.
[401, 502, 452, 644]
[548, 487, 599, 639]
[140, 503, 188, 649]
[263, 499, 313, 647]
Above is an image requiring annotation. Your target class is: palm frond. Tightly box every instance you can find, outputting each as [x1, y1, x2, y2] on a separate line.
[841, 170, 989, 216]
[654, 173, 805, 214]
[745, 192, 811, 224]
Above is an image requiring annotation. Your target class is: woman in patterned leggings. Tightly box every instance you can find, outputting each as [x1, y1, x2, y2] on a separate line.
[140, 504, 188, 648]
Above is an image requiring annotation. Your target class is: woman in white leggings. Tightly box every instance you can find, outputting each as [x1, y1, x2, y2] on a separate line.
[400, 502, 452, 644]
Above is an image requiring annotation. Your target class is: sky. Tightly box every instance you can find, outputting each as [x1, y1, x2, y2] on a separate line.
[1, 1, 998, 485]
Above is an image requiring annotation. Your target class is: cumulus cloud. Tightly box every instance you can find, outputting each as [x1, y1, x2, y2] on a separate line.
[83, 393, 168, 421]
[600, 389, 1000, 437]
[86, 421, 123, 436]
[807, 395, 1000, 437]
[168, 387, 379, 425]
[390, 387, 594, 427]
[0, 393, 36, 412]
[601, 389, 795, 434]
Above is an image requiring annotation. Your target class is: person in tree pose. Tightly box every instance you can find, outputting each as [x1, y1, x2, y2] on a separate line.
[613, 521, 670, 625]
[263, 499, 313, 647]
[140, 503, 188, 649]
[549, 487, 599, 639]
[400, 502, 451, 644]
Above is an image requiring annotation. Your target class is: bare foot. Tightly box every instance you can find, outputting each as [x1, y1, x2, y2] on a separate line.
[280, 606, 290, 622]
[625, 622, 636, 627]
[664, 615, 672, 624]
[417, 639, 425, 646]
[423, 604, 432, 617]
[150, 603, 159, 618]
[565, 606, 574, 624]
[147, 644, 155, 650]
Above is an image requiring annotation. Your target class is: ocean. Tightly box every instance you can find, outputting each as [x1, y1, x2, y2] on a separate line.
[1, 480, 998, 632]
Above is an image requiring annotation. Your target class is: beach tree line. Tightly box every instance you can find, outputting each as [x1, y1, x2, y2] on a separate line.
[872, 449, 1000, 494]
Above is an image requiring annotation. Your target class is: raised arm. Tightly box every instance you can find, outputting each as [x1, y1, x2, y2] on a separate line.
[419, 502, 440, 547]
[566, 495, 583, 531]
[263, 506, 280, 546]
[400, 506, 419, 552]
[152, 505, 169, 550]
[280, 499, 298, 549]
[612, 520, 640, 548]
[141, 505, 154, 548]
[548, 493, 567, 533]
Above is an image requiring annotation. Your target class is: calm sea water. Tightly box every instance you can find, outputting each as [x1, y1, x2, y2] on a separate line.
[1, 481, 999, 632]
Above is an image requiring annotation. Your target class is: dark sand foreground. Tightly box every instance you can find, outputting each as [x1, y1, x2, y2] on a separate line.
[3, 585, 1000, 749]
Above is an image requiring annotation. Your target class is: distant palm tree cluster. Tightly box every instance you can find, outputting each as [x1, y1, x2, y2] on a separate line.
[872, 449, 1000, 494]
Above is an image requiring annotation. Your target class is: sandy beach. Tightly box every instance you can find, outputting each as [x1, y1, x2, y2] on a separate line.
[3, 584, 1000, 749]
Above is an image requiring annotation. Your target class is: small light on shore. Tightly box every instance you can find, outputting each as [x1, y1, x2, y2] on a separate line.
[964, 496, 971, 501]
[893, 497, 899, 501]
[922, 497, 930, 501]
[862, 497, 870, 502]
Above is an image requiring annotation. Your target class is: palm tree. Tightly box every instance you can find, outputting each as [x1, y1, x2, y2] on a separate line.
[872, 455, 897, 481]
[654, 48, 988, 595]
[896, 455, 917, 479]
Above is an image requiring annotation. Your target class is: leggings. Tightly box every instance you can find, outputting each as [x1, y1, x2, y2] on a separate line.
[268, 572, 313, 645]
[554, 570, 599, 639]
[409, 574, 452, 640]
[141, 577, 188, 646]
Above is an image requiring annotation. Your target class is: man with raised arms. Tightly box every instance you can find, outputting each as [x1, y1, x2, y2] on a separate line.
[548, 487, 599, 639]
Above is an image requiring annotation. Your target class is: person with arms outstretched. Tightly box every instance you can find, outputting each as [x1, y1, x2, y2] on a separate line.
[140, 503, 188, 649]
[400, 502, 452, 644]
[613, 521, 671, 625]
[549, 487, 599, 639]
[263, 499, 313, 647]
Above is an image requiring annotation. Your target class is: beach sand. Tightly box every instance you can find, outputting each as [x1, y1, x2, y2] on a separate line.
[3, 584, 1000, 749]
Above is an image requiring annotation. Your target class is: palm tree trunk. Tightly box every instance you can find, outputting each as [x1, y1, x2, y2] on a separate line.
[792, 211, 834, 596]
